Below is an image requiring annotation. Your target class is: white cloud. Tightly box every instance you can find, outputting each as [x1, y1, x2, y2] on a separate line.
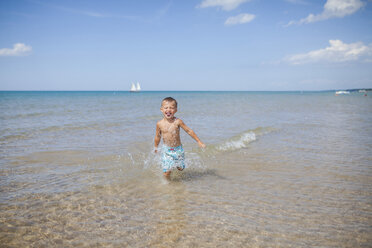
[197, 0, 250, 11]
[284, 40, 372, 64]
[225, 13, 255, 25]
[287, 0, 365, 25]
[0, 43, 32, 56]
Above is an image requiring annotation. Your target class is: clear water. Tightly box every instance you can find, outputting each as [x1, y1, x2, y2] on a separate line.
[1, 91, 371, 247]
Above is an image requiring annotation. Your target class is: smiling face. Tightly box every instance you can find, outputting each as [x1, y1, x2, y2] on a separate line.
[161, 100, 177, 120]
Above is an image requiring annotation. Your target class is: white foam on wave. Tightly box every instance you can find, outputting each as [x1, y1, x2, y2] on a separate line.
[217, 131, 256, 151]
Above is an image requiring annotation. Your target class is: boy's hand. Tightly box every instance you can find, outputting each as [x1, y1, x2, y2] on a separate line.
[154, 148, 158, 153]
[198, 142, 206, 148]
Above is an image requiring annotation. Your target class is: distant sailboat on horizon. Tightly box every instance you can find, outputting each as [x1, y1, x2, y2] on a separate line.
[335, 90, 350, 95]
[130, 82, 141, 92]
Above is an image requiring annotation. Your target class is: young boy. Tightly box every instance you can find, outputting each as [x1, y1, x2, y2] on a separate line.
[154, 97, 206, 179]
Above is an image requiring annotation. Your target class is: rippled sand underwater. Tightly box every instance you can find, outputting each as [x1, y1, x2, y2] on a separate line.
[1, 91, 371, 247]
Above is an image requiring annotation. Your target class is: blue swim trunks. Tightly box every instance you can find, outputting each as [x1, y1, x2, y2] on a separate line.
[161, 145, 185, 172]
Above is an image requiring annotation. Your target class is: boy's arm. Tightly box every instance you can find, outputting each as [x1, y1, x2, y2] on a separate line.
[179, 119, 206, 148]
[154, 122, 161, 153]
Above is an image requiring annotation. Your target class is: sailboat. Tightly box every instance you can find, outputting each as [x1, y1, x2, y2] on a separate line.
[130, 82, 141, 92]
[130, 83, 136, 92]
[335, 90, 350, 95]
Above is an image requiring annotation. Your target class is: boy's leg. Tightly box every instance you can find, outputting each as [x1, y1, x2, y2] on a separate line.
[162, 149, 171, 179]
[163, 170, 171, 179]
[176, 147, 185, 171]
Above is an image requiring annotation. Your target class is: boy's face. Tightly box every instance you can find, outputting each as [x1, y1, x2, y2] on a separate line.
[161, 100, 177, 120]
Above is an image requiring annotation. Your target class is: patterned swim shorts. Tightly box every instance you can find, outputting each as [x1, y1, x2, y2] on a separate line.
[161, 145, 185, 172]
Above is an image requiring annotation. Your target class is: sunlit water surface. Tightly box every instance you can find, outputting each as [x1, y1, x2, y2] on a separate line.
[1, 91, 371, 247]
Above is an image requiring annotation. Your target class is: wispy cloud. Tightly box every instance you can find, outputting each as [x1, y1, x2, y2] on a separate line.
[284, 40, 372, 64]
[156, 1, 172, 17]
[284, 0, 308, 4]
[153, 0, 172, 21]
[197, 0, 250, 11]
[46, 1, 172, 23]
[56, 5, 106, 18]
[286, 0, 365, 26]
[48, 4, 139, 20]
[0, 43, 32, 56]
[225, 13, 255, 25]
[27, 0, 142, 21]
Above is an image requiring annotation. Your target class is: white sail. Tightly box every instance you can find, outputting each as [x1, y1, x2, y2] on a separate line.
[130, 83, 136, 92]
[136, 82, 141, 91]
[335, 90, 350, 95]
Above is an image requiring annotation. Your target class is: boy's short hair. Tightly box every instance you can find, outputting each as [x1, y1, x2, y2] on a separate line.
[162, 97, 177, 107]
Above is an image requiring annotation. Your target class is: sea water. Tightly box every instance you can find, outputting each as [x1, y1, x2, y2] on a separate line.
[0, 91, 371, 247]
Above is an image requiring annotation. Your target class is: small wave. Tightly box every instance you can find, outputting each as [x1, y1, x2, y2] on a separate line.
[38, 122, 123, 133]
[199, 127, 275, 154]
[0, 111, 54, 120]
[217, 131, 256, 151]
[0, 133, 31, 142]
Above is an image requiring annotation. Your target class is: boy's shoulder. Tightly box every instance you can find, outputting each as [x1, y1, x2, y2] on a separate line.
[174, 117, 183, 124]
[156, 119, 164, 126]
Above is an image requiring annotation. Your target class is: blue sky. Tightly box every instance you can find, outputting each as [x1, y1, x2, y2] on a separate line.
[1, 0, 371, 91]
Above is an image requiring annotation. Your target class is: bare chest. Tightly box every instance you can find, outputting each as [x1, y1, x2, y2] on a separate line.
[159, 122, 180, 135]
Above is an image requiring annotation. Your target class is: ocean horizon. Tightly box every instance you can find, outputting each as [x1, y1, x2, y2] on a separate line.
[1, 89, 369, 92]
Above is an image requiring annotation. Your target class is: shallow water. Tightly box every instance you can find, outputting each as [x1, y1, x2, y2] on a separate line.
[1, 91, 371, 247]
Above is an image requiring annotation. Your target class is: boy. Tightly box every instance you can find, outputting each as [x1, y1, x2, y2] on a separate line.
[154, 97, 206, 179]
